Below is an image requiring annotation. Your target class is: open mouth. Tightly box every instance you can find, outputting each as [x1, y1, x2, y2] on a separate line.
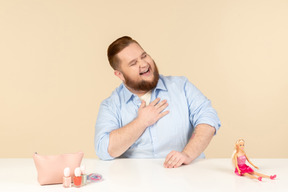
[139, 68, 150, 76]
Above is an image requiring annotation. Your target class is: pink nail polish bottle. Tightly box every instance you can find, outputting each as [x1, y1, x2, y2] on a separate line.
[63, 167, 71, 188]
[73, 167, 82, 188]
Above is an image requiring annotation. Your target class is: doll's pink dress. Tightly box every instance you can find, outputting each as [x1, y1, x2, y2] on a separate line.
[235, 155, 254, 176]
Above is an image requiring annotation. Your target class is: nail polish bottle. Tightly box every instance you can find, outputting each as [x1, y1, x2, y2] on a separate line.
[80, 165, 87, 186]
[73, 167, 82, 188]
[63, 167, 71, 188]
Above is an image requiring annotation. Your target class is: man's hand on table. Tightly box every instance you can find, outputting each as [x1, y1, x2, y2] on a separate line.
[163, 151, 193, 168]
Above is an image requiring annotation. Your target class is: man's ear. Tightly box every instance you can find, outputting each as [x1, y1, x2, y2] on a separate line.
[114, 70, 125, 81]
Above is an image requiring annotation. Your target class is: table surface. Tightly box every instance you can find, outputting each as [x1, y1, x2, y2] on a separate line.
[0, 158, 287, 192]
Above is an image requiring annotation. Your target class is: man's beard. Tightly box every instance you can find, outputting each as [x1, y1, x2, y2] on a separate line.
[122, 63, 159, 92]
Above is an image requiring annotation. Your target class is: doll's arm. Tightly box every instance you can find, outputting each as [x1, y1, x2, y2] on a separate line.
[245, 154, 259, 169]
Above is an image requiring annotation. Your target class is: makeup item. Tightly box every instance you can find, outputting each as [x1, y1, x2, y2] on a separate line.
[80, 165, 87, 186]
[73, 167, 82, 188]
[87, 173, 103, 183]
[63, 167, 71, 188]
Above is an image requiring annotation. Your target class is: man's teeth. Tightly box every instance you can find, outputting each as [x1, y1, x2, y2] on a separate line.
[140, 68, 149, 75]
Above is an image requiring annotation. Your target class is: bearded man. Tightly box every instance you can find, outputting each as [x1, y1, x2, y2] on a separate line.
[94, 36, 221, 168]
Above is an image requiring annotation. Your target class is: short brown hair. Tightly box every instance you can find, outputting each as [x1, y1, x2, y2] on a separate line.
[107, 36, 139, 70]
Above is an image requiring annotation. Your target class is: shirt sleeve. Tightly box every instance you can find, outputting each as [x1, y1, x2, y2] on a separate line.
[184, 78, 221, 134]
[94, 98, 120, 160]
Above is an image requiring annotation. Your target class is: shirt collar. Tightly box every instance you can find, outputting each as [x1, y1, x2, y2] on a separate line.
[122, 75, 167, 103]
[155, 75, 167, 92]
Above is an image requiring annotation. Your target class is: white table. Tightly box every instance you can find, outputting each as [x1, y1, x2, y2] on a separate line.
[0, 158, 287, 192]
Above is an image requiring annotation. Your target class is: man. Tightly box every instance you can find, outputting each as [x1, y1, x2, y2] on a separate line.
[94, 36, 221, 168]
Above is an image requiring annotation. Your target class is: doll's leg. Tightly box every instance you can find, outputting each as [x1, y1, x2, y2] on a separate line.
[253, 171, 270, 178]
[254, 172, 277, 179]
[243, 173, 258, 180]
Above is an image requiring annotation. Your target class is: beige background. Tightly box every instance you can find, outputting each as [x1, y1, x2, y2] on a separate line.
[1, 0, 287, 158]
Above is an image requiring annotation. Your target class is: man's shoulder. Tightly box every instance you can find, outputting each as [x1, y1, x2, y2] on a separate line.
[160, 75, 189, 86]
[101, 84, 125, 106]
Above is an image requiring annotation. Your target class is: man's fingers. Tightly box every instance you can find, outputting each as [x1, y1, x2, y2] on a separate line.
[164, 151, 178, 168]
[155, 99, 167, 108]
[148, 98, 169, 113]
[164, 151, 174, 167]
[150, 98, 160, 106]
[138, 98, 168, 128]
[169, 156, 180, 168]
[140, 100, 146, 108]
[157, 102, 169, 113]
[158, 110, 169, 119]
[174, 158, 184, 168]
[164, 151, 188, 168]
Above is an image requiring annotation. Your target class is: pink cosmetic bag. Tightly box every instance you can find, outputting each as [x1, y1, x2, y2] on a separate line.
[33, 152, 84, 185]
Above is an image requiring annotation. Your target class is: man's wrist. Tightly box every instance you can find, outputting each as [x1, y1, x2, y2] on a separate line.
[134, 117, 149, 130]
[182, 150, 193, 160]
[181, 150, 194, 165]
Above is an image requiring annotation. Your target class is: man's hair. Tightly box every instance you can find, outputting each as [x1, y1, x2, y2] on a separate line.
[107, 36, 139, 70]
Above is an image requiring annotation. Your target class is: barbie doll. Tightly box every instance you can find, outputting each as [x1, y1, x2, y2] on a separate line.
[232, 139, 276, 181]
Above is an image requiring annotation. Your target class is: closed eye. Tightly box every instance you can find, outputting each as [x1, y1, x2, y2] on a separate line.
[141, 52, 147, 59]
[129, 61, 137, 66]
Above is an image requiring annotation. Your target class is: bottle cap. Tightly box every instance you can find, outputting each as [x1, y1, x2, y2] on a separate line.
[64, 167, 70, 177]
[80, 165, 86, 174]
[74, 167, 81, 177]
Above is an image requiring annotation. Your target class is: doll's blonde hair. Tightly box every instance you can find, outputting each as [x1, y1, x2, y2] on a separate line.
[231, 139, 245, 167]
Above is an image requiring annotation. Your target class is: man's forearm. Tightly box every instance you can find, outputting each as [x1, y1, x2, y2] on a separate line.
[163, 123, 216, 168]
[182, 124, 216, 161]
[108, 117, 147, 158]
[107, 98, 169, 158]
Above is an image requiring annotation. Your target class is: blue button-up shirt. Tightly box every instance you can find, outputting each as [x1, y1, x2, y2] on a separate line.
[94, 75, 221, 160]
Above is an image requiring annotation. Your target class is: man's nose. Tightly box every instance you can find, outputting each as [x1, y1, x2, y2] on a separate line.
[139, 59, 148, 68]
